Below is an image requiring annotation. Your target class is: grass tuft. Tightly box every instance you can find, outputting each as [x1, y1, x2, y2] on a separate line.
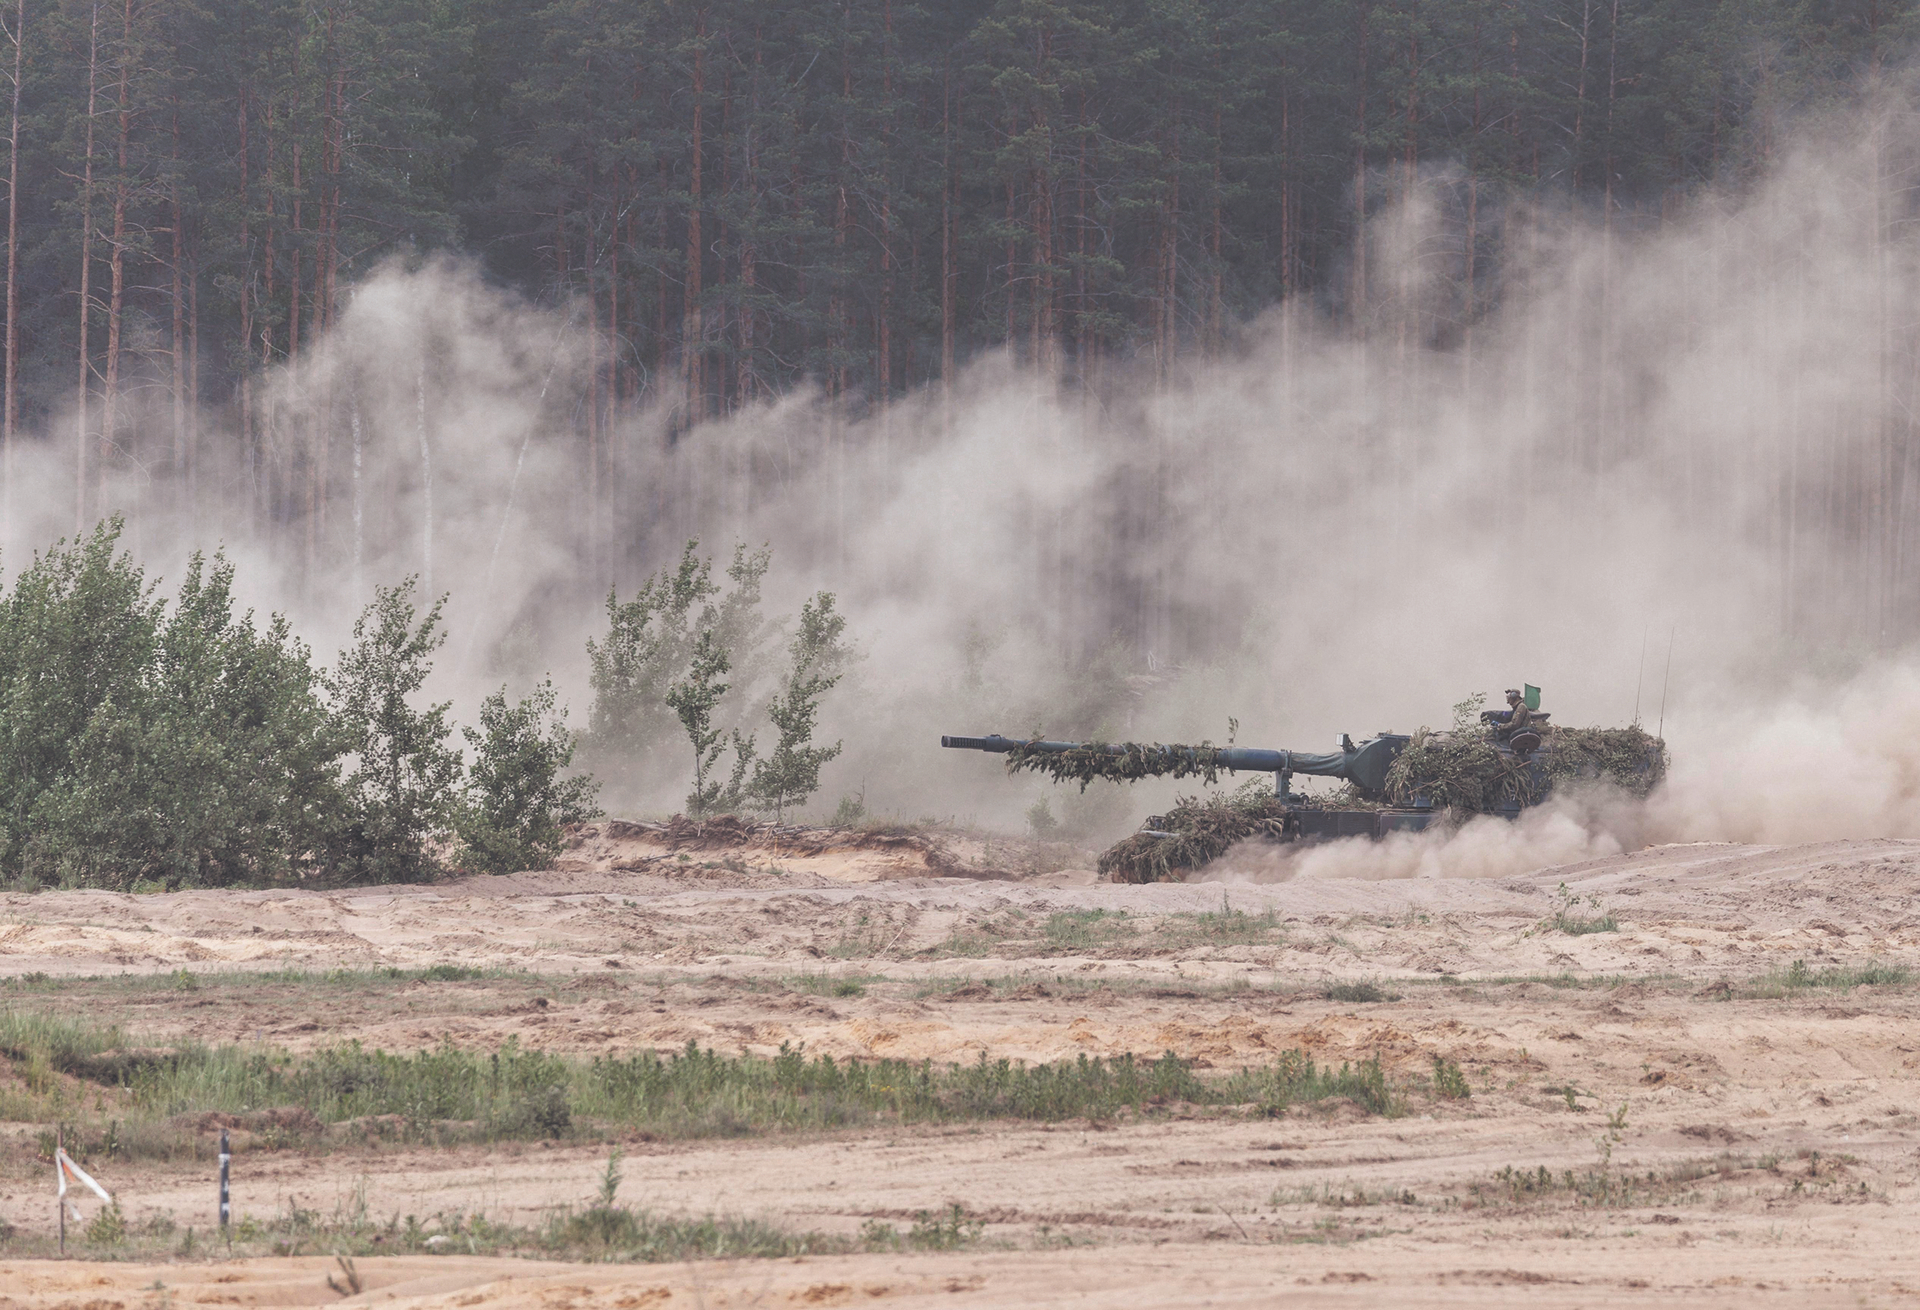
[1545, 883, 1618, 935]
[1430, 1055, 1471, 1100]
[1042, 909, 1136, 951]
[1743, 958, 1911, 998]
[1324, 980, 1398, 1003]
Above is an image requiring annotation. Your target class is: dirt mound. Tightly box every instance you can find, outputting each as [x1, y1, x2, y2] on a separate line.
[557, 817, 1074, 884]
[616, 815, 958, 864]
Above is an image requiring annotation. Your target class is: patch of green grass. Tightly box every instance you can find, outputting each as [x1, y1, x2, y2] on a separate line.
[553, 1202, 832, 1259]
[0, 1007, 129, 1069]
[1271, 1181, 1419, 1208]
[1553, 910, 1618, 935]
[0, 1171, 849, 1263]
[1430, 1056, 1471, 1101]
[860, 1204, 984, 1252]
[3, 1010, 1418, 1154]
[785, 972, 885, 998]
[1218, 1051, 1401, 1117]
[1160, 900, 1286, 949]
[1042, 909, 1135, 951]
[1324, 980, 1399, 1003]
[1742, 958, 1911, 998]
[419, 963, 488, 982]
[1468, 1150, 1766, 1212]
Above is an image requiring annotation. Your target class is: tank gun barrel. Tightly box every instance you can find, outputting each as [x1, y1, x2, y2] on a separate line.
[940, 733, 1406, 798]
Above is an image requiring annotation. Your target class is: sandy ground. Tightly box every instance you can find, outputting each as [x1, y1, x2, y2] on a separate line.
[6, 829, 1920, 1306]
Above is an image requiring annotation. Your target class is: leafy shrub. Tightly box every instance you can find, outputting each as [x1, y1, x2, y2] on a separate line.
[456, 680, 601, 873]
[749, 592, 850, 820]
[584, 541, 855, 819]
[585, 541, 771, 814]
[0, 523, 344, 888]
[323, 580, 464, 883]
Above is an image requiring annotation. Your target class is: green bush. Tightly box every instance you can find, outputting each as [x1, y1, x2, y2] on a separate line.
[456, 680, 601, 873]
[322, 580, 464, 883]
[0, 530, 611, 889]
[749, 592, 850, 820]
[584, 541, 771, 813]
[0, 523, 344, 888]
[584, 541, 853, 819]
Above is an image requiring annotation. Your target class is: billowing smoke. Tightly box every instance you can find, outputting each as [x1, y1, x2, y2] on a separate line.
[5, 101, 1920, 863]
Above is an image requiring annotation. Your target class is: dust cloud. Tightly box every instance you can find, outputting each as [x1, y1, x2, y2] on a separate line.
[1199, 795, 1630, 886]
[4, 101, 1920, 866]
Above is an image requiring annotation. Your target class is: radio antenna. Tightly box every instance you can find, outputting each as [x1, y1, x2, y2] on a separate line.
[1656, 625, 1676, 742]
[1633, 624, 1649, 725]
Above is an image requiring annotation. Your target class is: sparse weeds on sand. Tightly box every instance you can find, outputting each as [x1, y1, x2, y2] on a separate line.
[1429, 1056, 1471, 1101]
[908, 900, 1285, 961]
[1543, 883, 1618, 936]
[6, 1150, 844, 1261]
[1739, 958, 1911, 998]
[3, 964, 533, 996]
[785, 972, 884, 999]
[1455, 1107, 1858, 1215]
[1042, 909, 1136, 951]
[860, 1204, 984, 1252]
[1160, 898, 1286, 949]
[1271, 1181, 1419, 1208]
[554, 1152, 829, 1260]
[1466, 1147, 1787, 1213]
[1324, 980, 1400, 1003]
[928, 911, 1026, 958]
[829, 910, 907, 958]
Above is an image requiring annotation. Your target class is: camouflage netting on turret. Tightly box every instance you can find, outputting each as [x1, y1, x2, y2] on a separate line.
[1543, 725, 1668, 799]
[1384, 722, 1667, 814]
[1384, 728, 1540, 812]
[1098, 787, 1378, 884]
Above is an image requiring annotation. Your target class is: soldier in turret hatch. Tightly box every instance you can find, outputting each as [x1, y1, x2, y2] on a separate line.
[1503, 688, 1533, 732]
[1481, 688, 1533, 741]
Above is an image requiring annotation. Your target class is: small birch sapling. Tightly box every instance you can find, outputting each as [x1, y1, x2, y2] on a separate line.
[751, 593, 850, 821]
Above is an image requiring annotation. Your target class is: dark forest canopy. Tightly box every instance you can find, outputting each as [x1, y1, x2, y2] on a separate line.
[0, 0, 1907, 458]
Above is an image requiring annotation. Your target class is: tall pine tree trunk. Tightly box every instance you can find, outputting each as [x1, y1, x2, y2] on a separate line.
[683, 11, 705, 425]
[940, 58, 954, 429]
[237, 86, 254, 525]
[1075, 85, 1089, 386]
[171, 96, 187, 498]
[75, 0, 100, 531]
[103, 0, 132, 502]
[1351, 0, 1369, 336]
[877, 0, 893, 425]
[2, 0, 21, 512]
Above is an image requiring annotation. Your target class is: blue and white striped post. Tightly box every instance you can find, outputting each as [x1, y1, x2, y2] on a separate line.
[218, 1128, 231, 1235]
